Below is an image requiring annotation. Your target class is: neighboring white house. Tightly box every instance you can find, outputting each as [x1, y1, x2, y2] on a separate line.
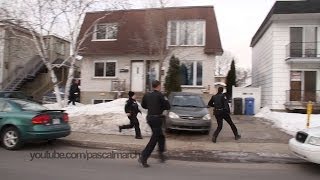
[78, 6, 223, 104]
[250, 0, 320, 111]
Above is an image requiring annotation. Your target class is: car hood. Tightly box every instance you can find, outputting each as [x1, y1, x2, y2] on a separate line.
[302, 126, 320, 137]
[170, 106, 208, 117]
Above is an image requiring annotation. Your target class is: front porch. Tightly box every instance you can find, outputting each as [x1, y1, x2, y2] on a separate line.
[285, 90, 320, 111]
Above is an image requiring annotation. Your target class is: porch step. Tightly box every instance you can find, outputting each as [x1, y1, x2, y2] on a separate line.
[285, 102, 320, 112]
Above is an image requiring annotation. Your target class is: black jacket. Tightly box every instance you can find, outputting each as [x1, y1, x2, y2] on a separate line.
[69, 83, 80, 96]
[125, 98, 141, 116]
[208, 93, 230, 113]
[141, 90, 170, 115]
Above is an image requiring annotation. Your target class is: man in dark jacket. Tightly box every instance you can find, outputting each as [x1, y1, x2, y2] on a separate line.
[119, 91, 142, 139]
[68, 79, 80, 105]
[208, 87, 241, 143]
[138, 80, 170, 168]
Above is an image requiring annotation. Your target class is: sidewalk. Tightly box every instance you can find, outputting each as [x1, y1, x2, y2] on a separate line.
[59, 115, 306, 164]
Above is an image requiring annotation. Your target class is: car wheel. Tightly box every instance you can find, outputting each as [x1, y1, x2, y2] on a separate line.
[1, 127, 23, 150]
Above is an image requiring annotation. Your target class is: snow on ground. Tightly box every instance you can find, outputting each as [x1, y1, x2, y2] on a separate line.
[44, 99, 320, 137]
[255, 107, 320, 135]
[44, 98, 151, 136]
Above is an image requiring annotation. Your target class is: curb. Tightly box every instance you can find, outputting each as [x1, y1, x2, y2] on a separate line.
[57, 139, 307, 164]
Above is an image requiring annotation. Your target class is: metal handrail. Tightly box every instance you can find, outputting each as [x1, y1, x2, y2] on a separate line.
[3, 55, 44, 90]
[286, 42, 320, 58]
[286, 90, 320, 103]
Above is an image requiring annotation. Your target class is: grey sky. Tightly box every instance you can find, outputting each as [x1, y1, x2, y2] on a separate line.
[132, 0, 278, 68]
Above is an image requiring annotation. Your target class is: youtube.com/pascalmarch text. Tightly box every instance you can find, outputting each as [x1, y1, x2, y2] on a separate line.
[29, 150, 140, 161]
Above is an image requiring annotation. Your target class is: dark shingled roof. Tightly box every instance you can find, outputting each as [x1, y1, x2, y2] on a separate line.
[250, 0, 320, 47]
[78, 6, 223, 55]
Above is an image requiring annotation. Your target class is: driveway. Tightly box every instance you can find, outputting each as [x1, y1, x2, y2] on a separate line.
[166, 115, 293, 143]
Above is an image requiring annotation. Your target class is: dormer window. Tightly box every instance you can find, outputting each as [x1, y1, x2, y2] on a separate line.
[168, 20, 205, 46]
[93, 23, 118, 41]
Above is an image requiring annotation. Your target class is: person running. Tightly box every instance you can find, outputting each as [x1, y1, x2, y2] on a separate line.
[208, 87, 241, 143]
[119, 91, 142, 139]
[138, 80, 170, 168]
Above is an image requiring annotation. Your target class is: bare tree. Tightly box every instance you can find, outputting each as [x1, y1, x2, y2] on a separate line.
[2, 0, 68, 105]
[236, 67, 251, 87]
[215, 50, 235, 76]
[144, 7, 168, 82]
[128, 0, 171, 86]
[135, 0, 205, 88]
[215, 50, 251, 86]
[1, 0, 129, 107]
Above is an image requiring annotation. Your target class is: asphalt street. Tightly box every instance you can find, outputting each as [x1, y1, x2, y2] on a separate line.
[0, 143, 319, 180]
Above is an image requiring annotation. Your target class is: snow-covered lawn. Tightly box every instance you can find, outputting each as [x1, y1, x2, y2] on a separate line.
[255, 107, 320, 136]
[44, 98, 151, 136]
[44, 99, 320, 137]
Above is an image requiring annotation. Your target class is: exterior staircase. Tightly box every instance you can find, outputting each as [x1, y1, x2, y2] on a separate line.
[3, 55, 45, 91]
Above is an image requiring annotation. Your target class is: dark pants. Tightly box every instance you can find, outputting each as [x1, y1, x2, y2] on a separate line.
[68, 94, 77, 105]
[141, 116, 165, 162]
[120, 116, 141, 137]
[213, 110, 239, 138]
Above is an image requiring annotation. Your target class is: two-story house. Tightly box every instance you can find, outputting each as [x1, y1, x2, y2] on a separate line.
[0, 21, 71, 101]
[78, 6, 223, 104]
[250, 0, 320, 111]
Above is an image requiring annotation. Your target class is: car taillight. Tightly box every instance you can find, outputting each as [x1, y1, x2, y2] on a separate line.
[63, 113, 69, 122]
[32, 114, 50, 124]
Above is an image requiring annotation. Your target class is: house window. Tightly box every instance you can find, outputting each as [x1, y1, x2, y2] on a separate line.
[180, 61, 203, 86]
[92, 99, 113, 104]
[94, 23, 118, 40]
[289, 27, 318, 57]
[55, 41, 65, 55]
[169, 20, 205, 46]
[94, 61, 116, 77]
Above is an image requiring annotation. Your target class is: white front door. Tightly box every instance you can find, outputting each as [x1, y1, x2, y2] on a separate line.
[131, 62, 144, 92]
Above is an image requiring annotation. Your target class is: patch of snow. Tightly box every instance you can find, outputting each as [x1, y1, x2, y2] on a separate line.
[44, 99, 320, 138]
[44, 98, 151, 136]
[255, 107, 320, 135]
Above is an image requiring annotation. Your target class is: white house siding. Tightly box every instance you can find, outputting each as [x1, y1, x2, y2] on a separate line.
[252, 17, 320, 110]
[271, 22, 291, 110]
[165, 47, 216, 94]
[252, 25, 274, 109]
[81, 54, 155, 92]
[80, 54, 159, 104]
[81, 47, 216, 104]
[272, 19, 320, 109]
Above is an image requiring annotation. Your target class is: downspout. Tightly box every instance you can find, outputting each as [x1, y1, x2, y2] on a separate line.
[0, 28, 5, 89]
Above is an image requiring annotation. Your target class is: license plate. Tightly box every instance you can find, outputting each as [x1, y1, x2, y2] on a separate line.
[52, 118, 60, 125]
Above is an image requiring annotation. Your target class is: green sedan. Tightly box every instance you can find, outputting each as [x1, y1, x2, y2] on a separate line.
[0, 98, 71, 150]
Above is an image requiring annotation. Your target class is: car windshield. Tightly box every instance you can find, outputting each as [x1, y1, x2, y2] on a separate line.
[11, 99, 47, 111]
[171, 95, 205, 108]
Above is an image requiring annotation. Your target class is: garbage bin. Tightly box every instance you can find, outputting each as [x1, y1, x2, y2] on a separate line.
[245, 97, 255, 115]
[233, 98, 243, 115]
